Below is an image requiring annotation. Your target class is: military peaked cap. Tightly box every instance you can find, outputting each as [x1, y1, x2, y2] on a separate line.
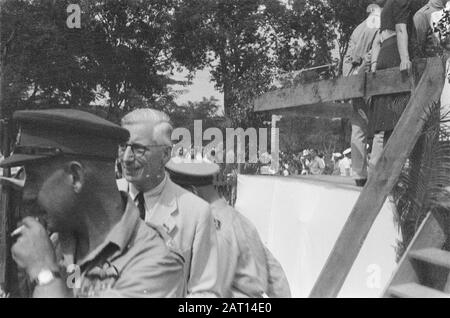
[0, 109, 129, 167]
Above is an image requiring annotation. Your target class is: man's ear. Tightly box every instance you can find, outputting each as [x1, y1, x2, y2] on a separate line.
[161, 146, 172, 164]
[66, 161, 84, 194]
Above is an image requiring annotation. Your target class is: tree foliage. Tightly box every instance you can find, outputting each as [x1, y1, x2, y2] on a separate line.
[170, 0, 371, 123]
[1, 0, 180, 119]
[392, 103, 450, 259]
[1, 0, 96, 116]
[82, 0, 180, 118]
[1, 0, 408, 122]
[167, 96, 221, 128]
[279, 0, 336, 72]
[171, 0, 295, 117]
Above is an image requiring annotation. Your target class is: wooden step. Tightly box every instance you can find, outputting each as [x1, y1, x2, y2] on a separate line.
[388, 283, 450, 298]
[409, 248, 450, 269]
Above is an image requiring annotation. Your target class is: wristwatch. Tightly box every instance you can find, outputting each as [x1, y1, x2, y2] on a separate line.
[31, 269, 61, 288]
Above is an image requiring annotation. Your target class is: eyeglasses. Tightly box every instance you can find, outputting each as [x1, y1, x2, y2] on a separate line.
[118, 143, 167, 158]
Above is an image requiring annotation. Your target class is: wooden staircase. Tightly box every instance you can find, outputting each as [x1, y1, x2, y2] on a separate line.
[254, 56, 448, 297]
[384, 212, 450, 298]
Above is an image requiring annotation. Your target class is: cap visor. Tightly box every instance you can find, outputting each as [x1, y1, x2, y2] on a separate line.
[0, 153, 49, 168]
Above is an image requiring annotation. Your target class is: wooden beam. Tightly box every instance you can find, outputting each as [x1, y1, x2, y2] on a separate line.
[366, 67, 411, 97]
[261, 102, 353, 119]
[254, 60, 427, 115]
[309, 56, 445, 298]
[366, 59, 427, 97]
[254, 73, 364, 113]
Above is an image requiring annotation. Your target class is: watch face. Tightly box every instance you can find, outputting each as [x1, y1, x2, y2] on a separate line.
[38, 270, 55, 285]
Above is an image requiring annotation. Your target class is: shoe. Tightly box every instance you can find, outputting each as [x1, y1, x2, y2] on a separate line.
[355, 179, 367, 187]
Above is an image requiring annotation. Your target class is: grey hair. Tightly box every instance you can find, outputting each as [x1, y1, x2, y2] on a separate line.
[121, 108, 173, 147]
[367, 3, 380, 13]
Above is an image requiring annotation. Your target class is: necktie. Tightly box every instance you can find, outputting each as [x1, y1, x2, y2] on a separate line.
[135, 192, 146, 220]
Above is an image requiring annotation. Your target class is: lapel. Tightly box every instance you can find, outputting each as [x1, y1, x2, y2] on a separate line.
[149, 178, 178, 236]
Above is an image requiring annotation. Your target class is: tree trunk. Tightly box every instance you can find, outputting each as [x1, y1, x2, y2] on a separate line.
[223, 78, 232, 117]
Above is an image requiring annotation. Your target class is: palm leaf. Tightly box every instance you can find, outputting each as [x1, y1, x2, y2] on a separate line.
[392, 101, 450, 260]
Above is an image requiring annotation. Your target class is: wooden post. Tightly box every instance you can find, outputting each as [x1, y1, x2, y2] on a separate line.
[0, 0, 5, 291]
[0, 0, 13, 294]
[309, 57, 445, 298]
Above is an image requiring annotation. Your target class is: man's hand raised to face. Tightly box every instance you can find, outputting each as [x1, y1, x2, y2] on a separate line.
[11, 217, 59, 280]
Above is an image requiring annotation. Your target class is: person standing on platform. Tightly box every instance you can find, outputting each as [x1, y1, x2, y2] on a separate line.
[343, 2, 384, 187]
[369, 0, 413, 178]
[430, 4, 450, 134]
[414, 0, 449, 57]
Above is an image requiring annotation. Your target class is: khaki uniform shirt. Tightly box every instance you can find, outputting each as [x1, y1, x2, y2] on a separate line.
[212, 198, 291, 298]
[54, 195, 185, 298]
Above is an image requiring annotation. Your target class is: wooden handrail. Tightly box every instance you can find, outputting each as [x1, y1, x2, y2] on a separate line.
[309, 57, 445, 297]
[254, 59, 426, 117]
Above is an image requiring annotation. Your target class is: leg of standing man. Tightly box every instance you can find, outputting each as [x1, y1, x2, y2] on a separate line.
[368, 130, 385, 178]
[351, 98, 369, 186]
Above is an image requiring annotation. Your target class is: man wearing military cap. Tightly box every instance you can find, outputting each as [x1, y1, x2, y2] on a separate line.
[166, 159, 292, 298]
[117, 108, 221, 297]
[2, 109, 184, 297]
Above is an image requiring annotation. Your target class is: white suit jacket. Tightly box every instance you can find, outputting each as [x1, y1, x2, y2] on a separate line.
[117, 177, 221, 297]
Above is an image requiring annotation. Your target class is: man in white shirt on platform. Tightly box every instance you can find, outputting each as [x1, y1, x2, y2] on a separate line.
[117, 109, 221, 298]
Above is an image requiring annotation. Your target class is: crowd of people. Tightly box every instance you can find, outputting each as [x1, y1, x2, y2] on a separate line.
[259, 148, 355, 180]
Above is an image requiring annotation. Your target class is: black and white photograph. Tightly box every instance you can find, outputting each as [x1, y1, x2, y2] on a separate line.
[0, 0, 449, 301]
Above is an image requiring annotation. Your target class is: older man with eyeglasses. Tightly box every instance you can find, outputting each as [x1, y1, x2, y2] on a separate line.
[116, 109, 221, 298]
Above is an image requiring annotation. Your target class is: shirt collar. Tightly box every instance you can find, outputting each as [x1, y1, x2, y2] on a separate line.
[129, 173, 167, 202]
[429, 0, 445, 9]
[75, 194, 140, 268]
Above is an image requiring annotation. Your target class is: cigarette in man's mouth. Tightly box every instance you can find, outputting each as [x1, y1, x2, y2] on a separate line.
[11, 225, 25, 237]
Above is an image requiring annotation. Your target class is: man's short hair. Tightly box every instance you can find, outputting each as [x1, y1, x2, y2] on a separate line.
[121, 109, 173, 147]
